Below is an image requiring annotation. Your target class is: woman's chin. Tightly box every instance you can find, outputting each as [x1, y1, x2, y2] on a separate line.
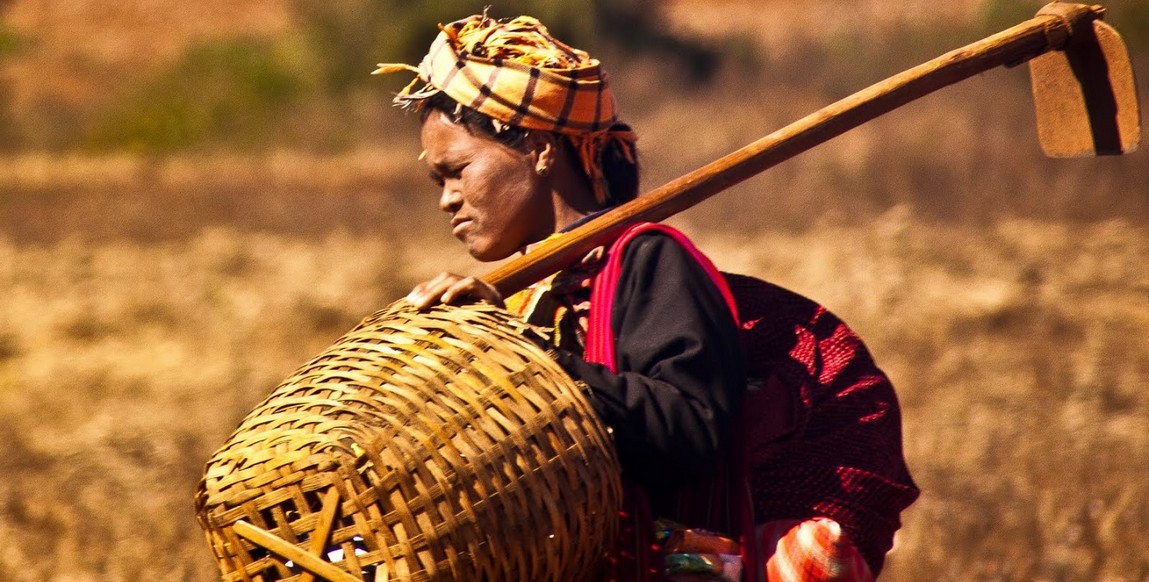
[464, 241, 513, 263]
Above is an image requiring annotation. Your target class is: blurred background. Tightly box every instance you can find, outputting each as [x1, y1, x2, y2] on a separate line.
[1, 0, 1147, 580]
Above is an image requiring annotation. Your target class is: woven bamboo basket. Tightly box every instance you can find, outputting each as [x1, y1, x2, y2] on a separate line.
[195, 302, 622, 582]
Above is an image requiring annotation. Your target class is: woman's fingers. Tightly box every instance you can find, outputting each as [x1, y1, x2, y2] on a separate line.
[406, 273, 504, 310]
[405, 272, 455, 309]
[441, 277, 505, 308]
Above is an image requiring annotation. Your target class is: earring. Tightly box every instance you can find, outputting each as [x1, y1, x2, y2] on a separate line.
[536, 165, 550, 177]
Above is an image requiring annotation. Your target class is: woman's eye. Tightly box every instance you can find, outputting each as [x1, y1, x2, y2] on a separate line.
[429, 164, 465, 187]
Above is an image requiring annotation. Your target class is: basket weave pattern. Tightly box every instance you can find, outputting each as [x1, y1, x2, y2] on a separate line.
[195, 303, 621, 581]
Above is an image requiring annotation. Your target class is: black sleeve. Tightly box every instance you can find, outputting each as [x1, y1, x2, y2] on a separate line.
[551, 233, 746, 491]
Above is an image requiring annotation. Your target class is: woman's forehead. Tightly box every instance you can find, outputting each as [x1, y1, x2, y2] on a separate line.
[420, 113, 470, 157]
[421, 111, 510, 163]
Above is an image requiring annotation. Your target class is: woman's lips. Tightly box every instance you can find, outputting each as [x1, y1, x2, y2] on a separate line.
[451, 217, 473, 237]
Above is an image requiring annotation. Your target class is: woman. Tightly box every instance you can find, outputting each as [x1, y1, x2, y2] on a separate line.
[376, 12, 915, 581]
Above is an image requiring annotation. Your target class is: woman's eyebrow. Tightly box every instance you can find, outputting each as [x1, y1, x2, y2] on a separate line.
[422, 146, 450, 165]
[428, 154, 466, 172]
[426, 159, 463, 181]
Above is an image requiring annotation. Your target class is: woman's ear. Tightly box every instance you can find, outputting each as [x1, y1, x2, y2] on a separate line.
[526, 131, 558, 177]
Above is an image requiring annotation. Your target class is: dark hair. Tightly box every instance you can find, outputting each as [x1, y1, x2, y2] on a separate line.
[598, 123, 639, 205]
[418, 92, 639, 205]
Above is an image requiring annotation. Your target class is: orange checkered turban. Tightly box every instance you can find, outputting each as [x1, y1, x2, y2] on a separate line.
[374, 13, 637, 205]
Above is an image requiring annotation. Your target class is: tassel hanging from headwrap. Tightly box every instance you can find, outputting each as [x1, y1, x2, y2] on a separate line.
[571, 125, 638, 205]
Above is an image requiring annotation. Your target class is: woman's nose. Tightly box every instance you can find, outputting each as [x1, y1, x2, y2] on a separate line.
[438, 182, 462, 213]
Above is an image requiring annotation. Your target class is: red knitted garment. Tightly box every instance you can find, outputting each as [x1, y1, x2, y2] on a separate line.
[729, 273, 919, 575]
[590, 223, 919, 578]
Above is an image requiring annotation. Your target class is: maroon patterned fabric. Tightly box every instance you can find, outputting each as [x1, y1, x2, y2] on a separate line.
[727, 274, 919, 575]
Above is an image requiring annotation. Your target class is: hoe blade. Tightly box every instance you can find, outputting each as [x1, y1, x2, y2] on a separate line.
[1030, 18, 1142, 157]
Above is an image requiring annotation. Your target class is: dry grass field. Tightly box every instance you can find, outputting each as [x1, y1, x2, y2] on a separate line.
[1, 199, 1146, 581]
[2, 0, 1149, 580]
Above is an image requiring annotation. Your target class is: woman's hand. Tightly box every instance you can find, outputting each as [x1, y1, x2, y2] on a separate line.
[405, 272, 505, 310]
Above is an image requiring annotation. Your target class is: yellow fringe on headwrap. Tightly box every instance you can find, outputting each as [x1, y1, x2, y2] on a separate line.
[373, 11, 637, 205]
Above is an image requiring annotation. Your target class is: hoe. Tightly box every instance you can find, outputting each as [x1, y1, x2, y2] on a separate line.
[483, 1, 1142, 295]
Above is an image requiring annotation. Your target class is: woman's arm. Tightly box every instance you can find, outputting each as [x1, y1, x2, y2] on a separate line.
[551, 233, 746, 491]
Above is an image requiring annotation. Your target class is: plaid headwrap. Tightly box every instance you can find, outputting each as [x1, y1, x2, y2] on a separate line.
[374, 12, 637, 205]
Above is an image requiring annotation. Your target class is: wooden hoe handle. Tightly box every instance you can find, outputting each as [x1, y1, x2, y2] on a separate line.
[481, 2, 1108, 296]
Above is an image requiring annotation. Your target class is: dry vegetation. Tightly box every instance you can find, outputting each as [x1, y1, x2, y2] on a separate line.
[2, 209, 1146, 581]
[2, 0, 1148, 580]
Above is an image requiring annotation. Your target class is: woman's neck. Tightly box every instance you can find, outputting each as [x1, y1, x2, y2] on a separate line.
[549, 161, 604, 232]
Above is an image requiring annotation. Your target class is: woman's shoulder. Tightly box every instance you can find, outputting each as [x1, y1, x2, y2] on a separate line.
[612, 227, 712, 278]
[613, 225, 699, 260]
[610, 228, 731, 304]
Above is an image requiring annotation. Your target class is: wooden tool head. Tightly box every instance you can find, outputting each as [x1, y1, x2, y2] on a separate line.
[1029, 4, 1141, 157]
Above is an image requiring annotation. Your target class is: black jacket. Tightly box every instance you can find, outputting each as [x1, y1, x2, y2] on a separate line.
[543, 232, 746, 493]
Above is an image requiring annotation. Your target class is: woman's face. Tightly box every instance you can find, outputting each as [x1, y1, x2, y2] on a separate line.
[420, 110, 554, 262]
